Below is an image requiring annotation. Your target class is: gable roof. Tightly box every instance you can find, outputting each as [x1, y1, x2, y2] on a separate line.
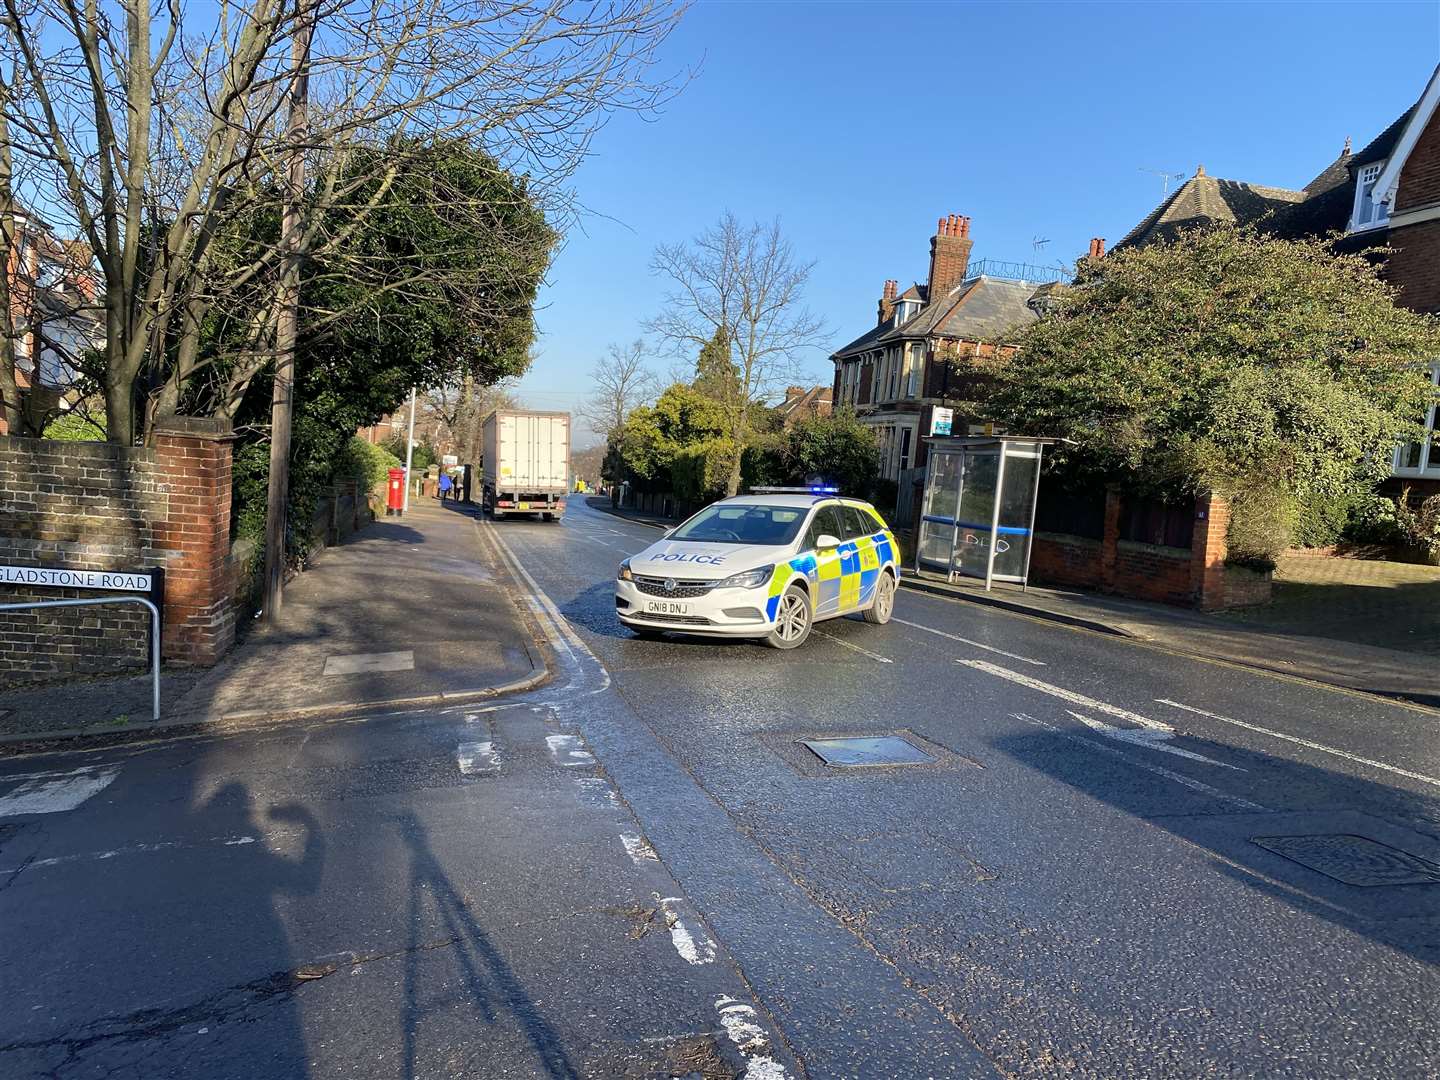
[776, 385, 833, 422]
[1375, 64, 1440, 208]
[1113, 169, 1308, 250]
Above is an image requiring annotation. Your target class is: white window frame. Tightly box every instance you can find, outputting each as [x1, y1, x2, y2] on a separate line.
[1392, 361, 1440, 477]
[1350, 160, 1392, 232]
[907, 343, 924, 398]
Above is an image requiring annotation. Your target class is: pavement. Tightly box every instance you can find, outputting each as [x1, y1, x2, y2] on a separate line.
[0, 498, 541, 745]
[5, 496, 1440, 1077]
[591, 498, 1440, 708]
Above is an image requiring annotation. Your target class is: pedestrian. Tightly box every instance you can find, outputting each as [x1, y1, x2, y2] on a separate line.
[438, 472, 452, 502]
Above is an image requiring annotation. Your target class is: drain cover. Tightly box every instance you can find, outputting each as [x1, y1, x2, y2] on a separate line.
[801, 736, 935, 768]
[1253, 834, 1440, 887]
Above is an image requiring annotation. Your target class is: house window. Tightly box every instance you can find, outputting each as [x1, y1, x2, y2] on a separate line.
[907, 343, 924, 397]
[899, 426, 913, 472]
[1393, 362, 1440, 476]
[1352, 161, 1391, 230]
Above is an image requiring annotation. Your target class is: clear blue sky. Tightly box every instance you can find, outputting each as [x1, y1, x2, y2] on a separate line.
[517, 1, 1440, 446]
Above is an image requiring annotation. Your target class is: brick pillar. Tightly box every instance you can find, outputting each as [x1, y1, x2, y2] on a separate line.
[152, 417, 235, 665]
[1100, 485, 1122, 591]
[1190, 491, 1230, 611]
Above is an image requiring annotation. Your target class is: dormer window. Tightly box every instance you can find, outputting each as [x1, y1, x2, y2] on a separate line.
[894, 300, 914, 324]
[1351, 161, 1391, 230]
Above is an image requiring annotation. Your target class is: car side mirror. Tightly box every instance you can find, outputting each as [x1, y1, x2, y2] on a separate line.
[816, 533, 842, 550]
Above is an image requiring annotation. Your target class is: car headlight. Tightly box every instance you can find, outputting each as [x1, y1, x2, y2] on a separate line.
[618, 558, 633, 582]
[717, 564, 773, 590]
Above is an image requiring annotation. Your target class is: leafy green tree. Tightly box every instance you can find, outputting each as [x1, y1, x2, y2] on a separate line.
[693, 326, 740, 406]
[224, 141, 552, 563]
[990, 226, 1440, 554]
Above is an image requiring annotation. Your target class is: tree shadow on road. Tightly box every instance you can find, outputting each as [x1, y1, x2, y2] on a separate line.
[993, 722, 1440, 967]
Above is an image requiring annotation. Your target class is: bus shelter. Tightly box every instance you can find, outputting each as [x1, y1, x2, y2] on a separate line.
[914, 436, 1060, 590]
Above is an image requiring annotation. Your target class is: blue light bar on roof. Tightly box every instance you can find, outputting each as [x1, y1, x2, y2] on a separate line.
[810, 485, 839, 494]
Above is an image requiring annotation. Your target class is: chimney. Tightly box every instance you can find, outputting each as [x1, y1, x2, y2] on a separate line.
[927, 214, 973, 301]
[1087, 237, 1106, 260]
[877, 278, 898, 325]
[785, 385, 805, 404]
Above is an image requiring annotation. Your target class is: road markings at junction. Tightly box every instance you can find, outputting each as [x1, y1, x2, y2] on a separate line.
[1157, 698, 1440, 791]
[895, 618, 1046, 665]
[1013, 713, 1265, 811]
[812, 628, 893, 663]
[959, 659, 1173, 731]
[657, 895, 718, 965]
[456, 742, 500, 776]
[0, 766, 118, 817]
[1065, 710, 1241, 769]
[620, 833, 659, 864]
[714, 996, 791, 1080]
[546, 733, 597, 767]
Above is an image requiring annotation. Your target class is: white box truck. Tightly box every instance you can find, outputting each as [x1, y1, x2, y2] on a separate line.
[481, 410, 571, 521]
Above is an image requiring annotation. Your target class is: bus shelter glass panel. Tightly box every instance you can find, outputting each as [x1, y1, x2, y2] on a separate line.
[990, 446, 1040, 582]
[951, 450, 998, 580]
[917, 451, 963, 572]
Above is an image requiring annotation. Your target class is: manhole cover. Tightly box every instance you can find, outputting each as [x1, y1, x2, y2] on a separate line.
[1253, 834, 1440, 887]
[801, 736, 935, 768]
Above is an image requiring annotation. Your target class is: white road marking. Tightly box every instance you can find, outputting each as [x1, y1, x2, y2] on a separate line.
[812, 628, 892, 663]
[0, 766, 118, 816]
[1013, 713, 1265, 811]
[322, 650, 414, 676]
[546, 733, 596, 767]
[573, 777, 621, 809]
[895, 618, 1046, 665]
[959, 659, 1173, 732]
[1157, 698, 1440, 791]
[1066, 710, 1241, 770]
[0, 835, 257, 874]
[620, 833, 659, 864]
[657, 896, 717, 965]
[715, 996, 791, 1079]
[456, 741, 500, 776]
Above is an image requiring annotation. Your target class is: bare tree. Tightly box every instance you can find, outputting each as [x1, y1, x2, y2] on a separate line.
[577, 339, 657, 446]
[0, 0, 684, 444]
[648, 212, 826, 495]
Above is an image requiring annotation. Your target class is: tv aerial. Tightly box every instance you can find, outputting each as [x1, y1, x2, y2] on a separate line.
[1140, 167, 1185, 195]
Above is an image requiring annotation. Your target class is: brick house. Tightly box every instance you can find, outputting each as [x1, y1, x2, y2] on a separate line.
[2, 207, 102, 434]
[830, 215, 1072, 518]
[1116, 64, 1440, 497]
[775, 384, 833, 427]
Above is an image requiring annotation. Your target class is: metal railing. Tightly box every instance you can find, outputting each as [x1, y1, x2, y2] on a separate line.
[0, 595, 161, 721]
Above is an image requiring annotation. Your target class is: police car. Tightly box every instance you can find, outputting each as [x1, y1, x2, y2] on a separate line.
[615, 488, 900, 649]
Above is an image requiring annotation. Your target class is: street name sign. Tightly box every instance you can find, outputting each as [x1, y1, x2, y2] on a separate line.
[0, 566, 153, 591]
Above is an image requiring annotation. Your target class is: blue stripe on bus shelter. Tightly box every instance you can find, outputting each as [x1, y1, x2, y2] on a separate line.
[920, 515, 1031, 536]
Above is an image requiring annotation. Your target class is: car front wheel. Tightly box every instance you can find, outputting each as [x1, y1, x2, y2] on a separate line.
[765, 585, 812, 649]
[863, 572, 896, 625]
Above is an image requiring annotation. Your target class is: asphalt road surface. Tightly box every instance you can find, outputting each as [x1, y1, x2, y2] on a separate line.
[4, 496, 1439, 1078]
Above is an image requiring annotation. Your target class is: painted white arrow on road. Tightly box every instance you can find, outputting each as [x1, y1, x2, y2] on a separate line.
[1065, 710, 1241, 769]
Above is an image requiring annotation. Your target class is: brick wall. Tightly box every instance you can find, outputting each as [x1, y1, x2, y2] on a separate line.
[1384, 217, 1440, 315]
[0, 418, 236, 685]
[1027, 489, 1262, 609]
[1395, 104, 1440, 214]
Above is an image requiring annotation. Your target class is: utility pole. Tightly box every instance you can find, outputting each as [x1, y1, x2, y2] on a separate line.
[402, 386, 417, 513]
[262, 0, 313, 621]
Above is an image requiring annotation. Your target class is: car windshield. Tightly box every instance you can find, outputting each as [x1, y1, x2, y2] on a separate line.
[669, 504, 808, 546]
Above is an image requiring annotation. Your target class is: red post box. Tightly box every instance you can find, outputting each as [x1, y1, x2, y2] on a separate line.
[386, 467, 406, 515]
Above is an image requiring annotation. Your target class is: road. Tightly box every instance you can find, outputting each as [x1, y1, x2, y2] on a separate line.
[3, 495, 1439, 1077]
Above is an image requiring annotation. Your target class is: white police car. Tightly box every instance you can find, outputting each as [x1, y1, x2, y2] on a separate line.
[615, 488, 900, 649]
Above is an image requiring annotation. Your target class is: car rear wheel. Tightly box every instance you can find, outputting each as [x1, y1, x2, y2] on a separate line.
[542, 512, 554, 522]
[765, 585, 812, 650]
[863, 572, 896, 625]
